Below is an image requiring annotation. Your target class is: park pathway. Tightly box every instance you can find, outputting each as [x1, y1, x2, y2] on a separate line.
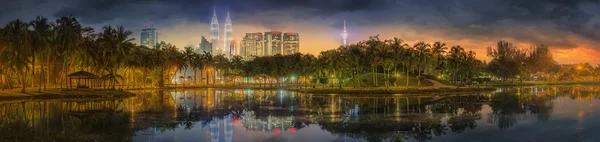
[427, 79, 455, 89]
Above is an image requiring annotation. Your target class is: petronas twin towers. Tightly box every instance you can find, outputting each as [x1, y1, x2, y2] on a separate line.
[210, 6, 233, 57]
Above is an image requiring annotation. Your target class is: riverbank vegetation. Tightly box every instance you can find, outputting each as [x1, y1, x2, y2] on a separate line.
[1, 16, 599, 95]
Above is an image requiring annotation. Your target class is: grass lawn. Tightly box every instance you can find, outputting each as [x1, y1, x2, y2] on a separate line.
[343, 73, 434, 88]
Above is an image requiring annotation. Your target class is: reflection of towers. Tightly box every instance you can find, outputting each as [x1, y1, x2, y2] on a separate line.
[224, 115, 234, 142]
[224, 10, 233, 58]
[210, 6, 220, 54]
[209, 118, 220, 142]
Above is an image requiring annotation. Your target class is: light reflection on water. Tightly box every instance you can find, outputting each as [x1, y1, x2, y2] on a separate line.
[1, 86, 600, 142]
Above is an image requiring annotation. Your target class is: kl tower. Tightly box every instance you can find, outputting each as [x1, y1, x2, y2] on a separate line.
[341, 20, 348, 48]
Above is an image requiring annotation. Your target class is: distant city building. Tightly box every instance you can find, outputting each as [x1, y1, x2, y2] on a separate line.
[210, 7, 220, 55]
[230, 40, 237, 57]
[264, 31, 283, 56]
[240, 33, 264, 60]
[199, 36, 212, 54]
[283, 33, 299, 55]
[341, 20, 348, 48]
[223, 10, 233, 58]
[141, 26, 158, 48]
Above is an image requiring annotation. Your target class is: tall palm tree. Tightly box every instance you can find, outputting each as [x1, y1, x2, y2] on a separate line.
[182, 46, 195, 85]
[2, 19, 33, 93]
[30, 16, 53, 92]
[449, 46, 465, 84]
[202, 51, 214, 85]
[388, 37, 409, 88]
[431, 41, 448, 75]
[97, 26, 134, 89]
[190, 52, 204, 85]
[55, 16, 83, 90]
[402, 48, 415, 87]
[365, 35, 383, 87]
[413, 41, 431, 87]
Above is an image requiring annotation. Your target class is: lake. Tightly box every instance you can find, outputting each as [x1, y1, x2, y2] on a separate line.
[1, 86, 600, 142]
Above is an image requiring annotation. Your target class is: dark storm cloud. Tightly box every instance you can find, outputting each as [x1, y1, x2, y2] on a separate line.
[3, 0, 600, 49]
[53, 0, 392, 29]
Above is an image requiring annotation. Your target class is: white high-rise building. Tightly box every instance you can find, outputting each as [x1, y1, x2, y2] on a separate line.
[140, 26, 158, 49]
[210, 6, 220, 54]
[223, 10, 233, 57]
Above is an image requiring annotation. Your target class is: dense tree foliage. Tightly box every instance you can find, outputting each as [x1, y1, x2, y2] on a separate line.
[1, 16, 595, 92]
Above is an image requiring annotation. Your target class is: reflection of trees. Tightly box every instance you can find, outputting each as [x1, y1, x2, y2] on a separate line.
[489, 91, 526, 129]
[0, 100, 134, 141]
[3, 86, 600, 141]
[488, 87, 559, 129]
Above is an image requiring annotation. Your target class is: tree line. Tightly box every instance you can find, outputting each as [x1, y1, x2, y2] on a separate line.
[0, 16, 589, 93]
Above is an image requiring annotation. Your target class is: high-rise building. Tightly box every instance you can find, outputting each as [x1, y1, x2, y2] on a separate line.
[341, 20, 348, 48]
[199, 36, 212, 54]
[264, 31, 283, 56]
[230, 40, 237, 56]
[240, 33, 264, 60]
[210, 7, 220, 55]
[223, 10, 233, 58]
[283, 33, 299, 55]
[141, 26, 158, 48]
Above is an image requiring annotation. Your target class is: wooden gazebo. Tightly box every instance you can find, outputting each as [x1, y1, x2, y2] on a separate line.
[66, 70, 100, 88]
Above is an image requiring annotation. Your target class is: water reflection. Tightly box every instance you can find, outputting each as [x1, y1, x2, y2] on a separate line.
[1, 86, 600, 141]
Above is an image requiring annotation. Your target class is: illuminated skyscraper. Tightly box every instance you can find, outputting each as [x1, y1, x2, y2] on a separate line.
[241, 33, 264, 60]
[341, 20, 348, 48]
[230, 40, 237, 56]
[140, 26, 158, 48]
[224, 10, 233, 58]
[210, 6, 220, 55]
[264, 31, 283, 56]
[283, 33, 299, 55]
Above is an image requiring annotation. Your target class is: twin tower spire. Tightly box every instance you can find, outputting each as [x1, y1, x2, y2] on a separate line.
[210, 5, 233, 57]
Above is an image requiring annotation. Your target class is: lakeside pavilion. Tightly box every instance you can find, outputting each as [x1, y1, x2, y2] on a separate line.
[66, 70, 100, 89]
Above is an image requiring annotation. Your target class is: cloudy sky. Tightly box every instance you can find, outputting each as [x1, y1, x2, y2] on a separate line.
[2, 0, 600, 64]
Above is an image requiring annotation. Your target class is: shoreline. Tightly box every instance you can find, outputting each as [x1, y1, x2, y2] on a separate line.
[3, 81, 600, 101]
[0, 89, 136, 101]
[484, 81, 600, 87]
[288, 87, 497, 94]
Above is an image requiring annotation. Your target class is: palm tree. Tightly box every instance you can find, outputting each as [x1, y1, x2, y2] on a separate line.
[214, 54, 229, 85]
[449, 46, 465, 84]
[388, 38, 409, 88]
[96, 26, 134, 89]
[229, 55, 244, 85]
[182, 46, 195, 86]
[413, 41, 431, 87]
[190, 52, 204, 85]
[30, 16, 53, 92]
[431, 41, 448, 75]
[402, 48, 415, 87]
[202, 51, 214, 85]
[2, 19, 33, 93]
[55, 16, 83, 90]
[365, 35, 383, 87]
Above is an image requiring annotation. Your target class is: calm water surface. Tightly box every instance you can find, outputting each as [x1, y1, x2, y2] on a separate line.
[2, 86, 600, 142]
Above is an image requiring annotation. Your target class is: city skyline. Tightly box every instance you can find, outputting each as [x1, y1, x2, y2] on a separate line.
[2, 0, 600, 64]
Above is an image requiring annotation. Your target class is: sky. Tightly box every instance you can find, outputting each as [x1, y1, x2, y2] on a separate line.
[2, 0, 600, 64]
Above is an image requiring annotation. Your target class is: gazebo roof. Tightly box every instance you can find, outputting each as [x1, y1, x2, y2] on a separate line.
[67, 70, 99, 79]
